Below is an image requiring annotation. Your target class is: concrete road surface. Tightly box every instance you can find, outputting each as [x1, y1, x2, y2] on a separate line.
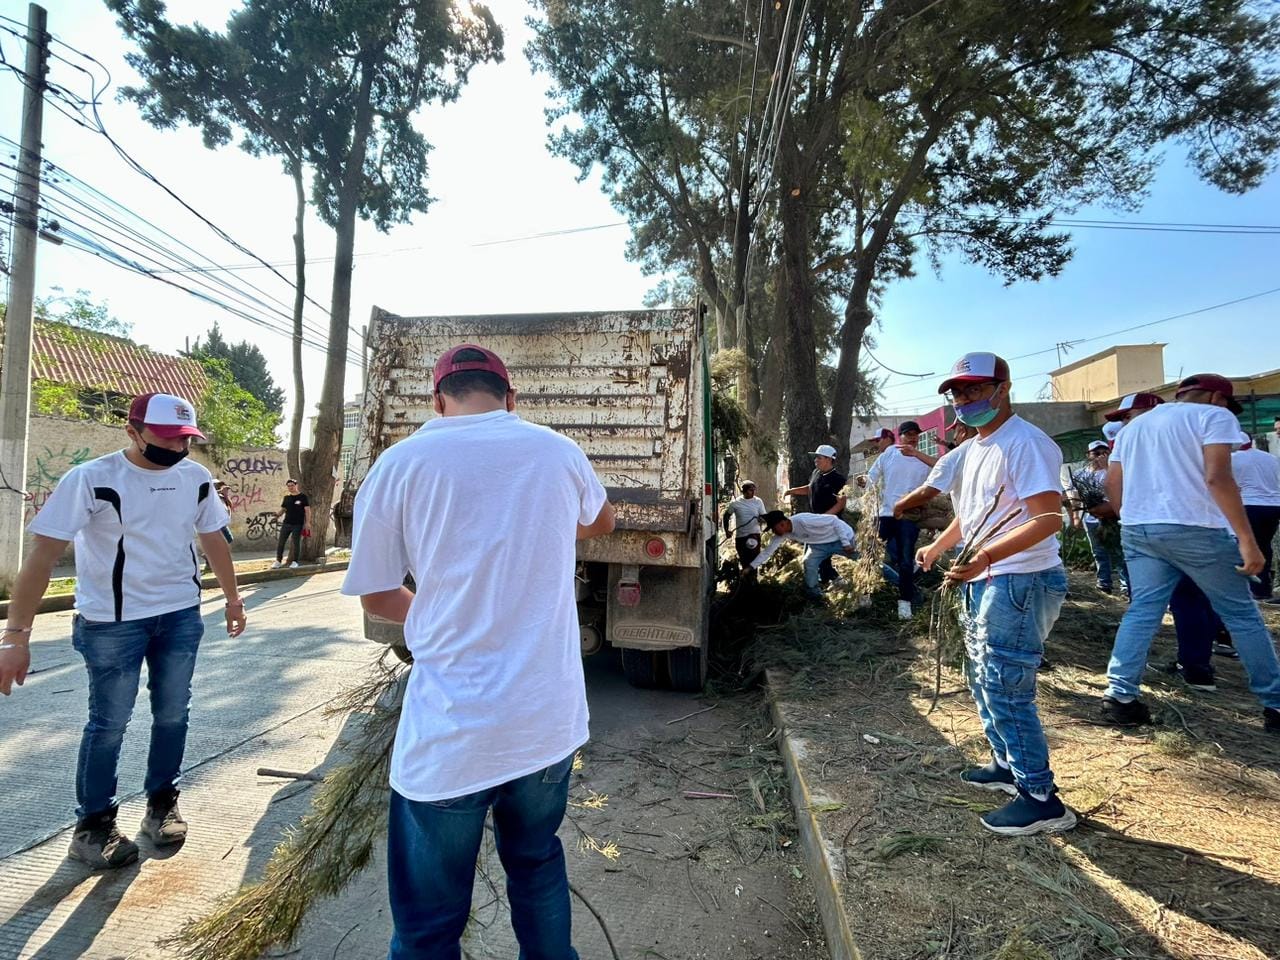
[0, 571, 823, 959]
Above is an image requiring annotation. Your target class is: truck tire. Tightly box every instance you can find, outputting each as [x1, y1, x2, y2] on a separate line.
[621, 648, 664, 689]
[667, 645, 707, 692]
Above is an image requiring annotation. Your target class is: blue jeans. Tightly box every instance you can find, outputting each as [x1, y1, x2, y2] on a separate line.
[878, 517, 920, 602]
[1107, 524, 1280, 708]
[962, 566, 1068, 796]
[1083, 518, 1127, 594]
[802, 541, 847, 597]
[387, 753, 580, 960]
[71, 605, 204, 818]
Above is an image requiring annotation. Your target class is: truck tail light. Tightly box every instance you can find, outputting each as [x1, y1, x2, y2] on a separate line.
[617, 581, 641, 607]
[644, 537, 667, 559]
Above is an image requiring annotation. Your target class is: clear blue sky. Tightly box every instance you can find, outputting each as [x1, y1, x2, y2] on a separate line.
[2, 0, 1277, 433]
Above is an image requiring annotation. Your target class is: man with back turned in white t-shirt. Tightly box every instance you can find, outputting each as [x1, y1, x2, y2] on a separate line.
[1101, 374, 1280, 733]
[341, 344, 615, 960]
[0, 393, 244, 870]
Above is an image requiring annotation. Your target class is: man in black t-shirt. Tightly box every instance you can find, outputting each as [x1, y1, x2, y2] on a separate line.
[273, 479, 312, 568]
[784, 443, 848, 584]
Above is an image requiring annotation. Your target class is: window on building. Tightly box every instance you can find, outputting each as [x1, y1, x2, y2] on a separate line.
[343, 410, 360, 429]
[919, 429, 938, 457]
[340, 447, 355, 478]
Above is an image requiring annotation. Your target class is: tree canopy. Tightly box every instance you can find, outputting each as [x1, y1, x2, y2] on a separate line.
[189, 322, 285, 414]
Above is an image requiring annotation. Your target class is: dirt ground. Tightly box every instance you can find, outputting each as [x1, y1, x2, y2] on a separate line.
[719, 563, 1280, 960]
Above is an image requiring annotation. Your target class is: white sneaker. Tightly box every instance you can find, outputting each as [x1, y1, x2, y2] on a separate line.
[897, 600, 912, 620]
[289, 561, 299, 569]
[270, 561, 283, 569]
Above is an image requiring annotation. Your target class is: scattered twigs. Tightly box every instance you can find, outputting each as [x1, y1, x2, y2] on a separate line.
[569, 881, 623, 960]
[665, 704, 717, 725]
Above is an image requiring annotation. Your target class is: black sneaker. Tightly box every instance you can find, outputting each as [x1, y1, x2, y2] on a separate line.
[68, 809, 139, 869]
[1164, 661, 1216, 692]
[1212, 642, 1239, 659]
[980, 788, 1078, 837]
[960, 758, 1017, 796]
[1265, 708, 1280, 734]
[141, 789, 188, 845]
[1100, 696, 1151, 726]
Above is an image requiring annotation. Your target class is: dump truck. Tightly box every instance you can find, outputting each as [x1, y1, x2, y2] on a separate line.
[350, 306, 718, 691]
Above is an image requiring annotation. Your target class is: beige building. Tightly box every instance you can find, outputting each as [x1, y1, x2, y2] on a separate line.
[1049, 344, 1167, 403]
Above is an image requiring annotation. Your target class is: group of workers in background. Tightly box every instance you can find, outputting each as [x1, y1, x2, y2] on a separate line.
[723, 353, 1280, 838]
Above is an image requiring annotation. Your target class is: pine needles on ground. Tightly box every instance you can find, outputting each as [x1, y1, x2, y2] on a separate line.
[168, 655, 407, 960]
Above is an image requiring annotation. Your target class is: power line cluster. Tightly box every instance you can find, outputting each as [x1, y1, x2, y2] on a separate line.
[0, 13, 365, 371]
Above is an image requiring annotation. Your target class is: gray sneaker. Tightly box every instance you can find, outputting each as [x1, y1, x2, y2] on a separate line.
[68, 811, 139, 869]
[141, 791, 188, 845]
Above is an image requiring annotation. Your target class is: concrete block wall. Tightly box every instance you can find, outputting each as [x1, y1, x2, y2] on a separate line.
[23, 415, 291, 556]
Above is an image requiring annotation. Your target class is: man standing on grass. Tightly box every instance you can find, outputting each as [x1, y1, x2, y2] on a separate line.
[751, 510, 857, 601]
[1101, 374, 1280, 733]
[918, 353, 1076, 836]
[722, 480, 767, 570]
[0, 393, 246, 869]
[861, 421, 936, 620]
[784, 443, 848, 587]
[342, 344, 614, 959]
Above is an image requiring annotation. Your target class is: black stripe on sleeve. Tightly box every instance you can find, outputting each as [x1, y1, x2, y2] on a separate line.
[198, 481, 210, 503]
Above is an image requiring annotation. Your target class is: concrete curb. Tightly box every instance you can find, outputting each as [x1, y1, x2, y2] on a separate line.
[765, 668, 862, 960]
[0, 560, 349, 619]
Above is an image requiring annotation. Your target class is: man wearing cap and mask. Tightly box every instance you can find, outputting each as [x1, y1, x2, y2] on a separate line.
[1067, 439, 1129, 596]
[917, 353, 1076, 836]
[0, 393, 245, 869]
[784, 443, 848, 588]
[863, 421, 936, 619]
[342, 344, 615, 959]
[1101, 374, 1280, 733]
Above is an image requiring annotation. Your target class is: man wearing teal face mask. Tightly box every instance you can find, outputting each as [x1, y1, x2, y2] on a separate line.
[918, 353, 1075, 836]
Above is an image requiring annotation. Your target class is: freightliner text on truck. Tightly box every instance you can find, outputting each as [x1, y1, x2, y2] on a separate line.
[350, 306, 718, 691]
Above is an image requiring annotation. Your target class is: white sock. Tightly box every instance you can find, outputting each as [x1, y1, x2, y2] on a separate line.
[993, 756, 1010, 769]
[1028, 789, 1051, 802]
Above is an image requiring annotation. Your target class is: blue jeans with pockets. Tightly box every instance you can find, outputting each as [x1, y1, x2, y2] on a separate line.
[387, 752, 580, 960]
[1106, 524, 1280, 707]
[962, 566, 1068, 797]
[72, 604, 204, 819]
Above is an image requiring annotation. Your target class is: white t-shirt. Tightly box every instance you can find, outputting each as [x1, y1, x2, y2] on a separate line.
[1110, 402, 1243, 528]
[341, 410, 607, 803]
[28, 450, 228, 621]
[1232, 447, 1280, 507]
[725, 496, 766, 536]
[867, 446, 931, 517]
[750, 513, 854, 568]
[925, 441, 970, 496]
[953, 415, 1063, 578]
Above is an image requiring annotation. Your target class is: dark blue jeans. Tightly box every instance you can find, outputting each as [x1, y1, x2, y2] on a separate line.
[878, 517, 920, 602]
[1083, 517, 1128, 594]
[71, 605, 204, 819]
[1168, 575, 1220, 674]
[387, 753, 580, 960]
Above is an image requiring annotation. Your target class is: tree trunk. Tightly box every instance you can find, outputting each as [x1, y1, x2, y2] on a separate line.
[776, 169, 830, 492]
[298, 57, 376, 561]
[828, 290, 873, 457]
[286, 161, 307, 482]
[739, 321, 784, 506]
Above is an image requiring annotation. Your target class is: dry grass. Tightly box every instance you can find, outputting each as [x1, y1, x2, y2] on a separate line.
[747, 568, 1280, 960]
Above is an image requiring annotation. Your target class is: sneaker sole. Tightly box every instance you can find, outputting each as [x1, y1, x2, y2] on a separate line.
[980, 808, 1078, 837]
[960, 777, 1018, 797]
[1184, 682, 1217, 693]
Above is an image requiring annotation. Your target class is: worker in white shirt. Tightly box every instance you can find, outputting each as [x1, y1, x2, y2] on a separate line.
[1232, 439, 1280, 603]
[751, 510, 856, 601]
[722, 480, 767, 569]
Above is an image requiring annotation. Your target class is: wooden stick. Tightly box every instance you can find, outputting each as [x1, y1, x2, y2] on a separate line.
[257, 767, 324, 782]
[665, 704, 718, 725]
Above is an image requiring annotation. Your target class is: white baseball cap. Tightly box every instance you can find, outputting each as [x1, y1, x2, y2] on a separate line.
[807, 444, 838, 458]
[128, 392, 205, 440]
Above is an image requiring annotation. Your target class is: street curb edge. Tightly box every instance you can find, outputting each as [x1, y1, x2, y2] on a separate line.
[766, 668, 862, 960]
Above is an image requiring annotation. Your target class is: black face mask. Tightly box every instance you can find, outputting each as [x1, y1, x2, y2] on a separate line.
[138, 441, 189, 468]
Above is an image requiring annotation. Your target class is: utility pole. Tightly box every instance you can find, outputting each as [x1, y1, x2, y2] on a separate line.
[0, 4, 48, 597]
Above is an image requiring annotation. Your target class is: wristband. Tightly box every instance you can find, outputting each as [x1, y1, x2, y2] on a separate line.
[0, 642, 28, 651]
[4, 626, 32, 633]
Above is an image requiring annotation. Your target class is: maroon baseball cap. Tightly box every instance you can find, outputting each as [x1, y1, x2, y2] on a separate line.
[433, 344, 510, 392]
[1176, 373, 1242, 414]
[1104, 391, 1164, 422]
[128, 392, 205, 439]
[938, 352, 1010, 394]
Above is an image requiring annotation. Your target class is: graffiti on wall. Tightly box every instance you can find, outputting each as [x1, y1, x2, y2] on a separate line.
[244, 511, 282, 542]
[216, 455, 287, 536]
[24, 445, 94, 521]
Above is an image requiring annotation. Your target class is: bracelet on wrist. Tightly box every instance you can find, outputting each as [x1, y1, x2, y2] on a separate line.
[4, 626, 32, 634]
[0, 641, 29, 651]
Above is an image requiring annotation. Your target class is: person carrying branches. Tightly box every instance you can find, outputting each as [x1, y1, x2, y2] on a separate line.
[917, 353, 1076, 837]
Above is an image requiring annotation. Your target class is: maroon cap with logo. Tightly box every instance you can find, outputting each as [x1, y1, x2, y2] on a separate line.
[1104, 391, 1164, 422]
[1176, 373, 1243, 414]
[432, 344, 510, 392]
[128, 392, 205, 440]
[937, 352, 1011, 394]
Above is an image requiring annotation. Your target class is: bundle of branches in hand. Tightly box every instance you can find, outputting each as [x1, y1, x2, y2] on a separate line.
[847, 479, 886, 603]
[928, 485, 1034, 712]
[1069, 469, 1108, 512]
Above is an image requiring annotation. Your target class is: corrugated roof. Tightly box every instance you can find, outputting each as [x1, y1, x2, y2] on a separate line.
[30, 322, 208, 402]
